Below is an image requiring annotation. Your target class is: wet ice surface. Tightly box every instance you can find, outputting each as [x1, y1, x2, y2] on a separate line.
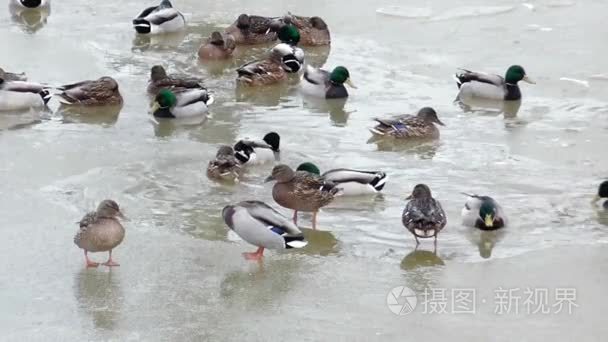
[1, 0, 608, 340]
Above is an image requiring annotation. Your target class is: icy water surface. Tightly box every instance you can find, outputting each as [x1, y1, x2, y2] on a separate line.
[1, 0, 607, 340]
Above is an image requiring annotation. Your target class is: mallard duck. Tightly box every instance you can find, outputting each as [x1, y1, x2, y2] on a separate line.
[595, 181, 608, 209]
[10, 0, 50, 9]
[455, 65, 535, 101]
[147, 65, 205, 95]
[370, 107, 444, 139]
[283, 13, 330, 46]
[222, 200, 308, 260]
[0, 75, 51, 111]
[198, 31, 236, 60]
[133, 0, 185, 35]
[233, 132, 281, 165]
[207, 145, 241, 182]
[276, 25, 305, 73]
[74, 199, 126, 267]
[151, 88, 213, 119]
[301, 65, 356, 99]
[461, 193, 507, 230]
[0, 67, 27, 81]
[56, 77, 123, 106]
[236, 44, 300, 86]
[402, 184, 447, 245]
[296, 162, 387, 196]
[265, 164, 339, 230]
[224, 14, 282, 45]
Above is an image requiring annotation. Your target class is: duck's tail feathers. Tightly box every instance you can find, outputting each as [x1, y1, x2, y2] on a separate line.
[284, 235, 308, 249]
[370, 172, 388, 191]
[133, 19, 152, 34]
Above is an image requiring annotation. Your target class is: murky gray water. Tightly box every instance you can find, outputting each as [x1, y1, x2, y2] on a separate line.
[1, 0, 607, 340]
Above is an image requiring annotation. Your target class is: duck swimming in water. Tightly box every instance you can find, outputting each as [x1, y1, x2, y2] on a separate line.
[455, 65, 535, 101]
[461, 193, 507, 230]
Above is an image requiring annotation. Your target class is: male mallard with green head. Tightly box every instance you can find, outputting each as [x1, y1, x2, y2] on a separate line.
[370, 107, 444, 140]
[296, 162, 387, 196]
[455, 65, 535, 101]
[225, 14, 282, 45]
[56, 76, 123, 106]
[595, 181, 608, 210]
[147, 65, 205, 95]
[461, 193, 507, 230]
[222, 200, 308, 260]
[236, 44, 301, 86]
[277, 25, 305, 73]
[198, 31, 236, 60]
[402, 184, 447, 245]
[265, 164, 339, 230]
[283, 13, 330, 46]
[74, 200, 126, 267]
[151, 88, 214, 119]
[301, 65, 356, 99]
[206, 145, 241, 182]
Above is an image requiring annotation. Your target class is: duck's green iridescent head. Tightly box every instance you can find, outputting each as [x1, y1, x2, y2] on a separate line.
[278, 24, 300, 45]
[330, 66, 356, 88]
[505, 65, 535, 85]
[296, 162, 321, 175]
[153, 89, 177, 110]
[479, 201, 497, 228]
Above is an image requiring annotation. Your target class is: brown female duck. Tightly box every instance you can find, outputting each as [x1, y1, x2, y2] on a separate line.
[265, 164, 339, 230]
[147, 65, 205, 95]
[74, 200, 126, 267]
[198, 31, 236, 60]
[370, 107, 444, 140]
[402, 184, 447, 245]
[225, 14, 282, 45]
[57, 76, 123, 106]
[283, 13, 330, 46]
[206, 145, 241, 182]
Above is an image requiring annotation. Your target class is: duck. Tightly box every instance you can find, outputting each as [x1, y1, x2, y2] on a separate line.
[0, 73, 51, 111]
[301, 65, 356, 99]
[461, 193, 507, 230]
[133, 0, 185, 35]
[283, 13, 330, 46]
[296, 162, 387, 196]
[10, 0, 50, 9]
[198, 31, 236, 60]
[224, 14, 282, 45]
[206, 145, 241, 182]
[595, 181, 608, 209]
[147, 65, 205, 95]
[276, 25, 305, 73]
[402, 184, 447, 245]
[222, 200, 308, 260]
[265, 164, 339, 230]
[233, 132, 281, 165]
[236, 44, 300, 86]
[151, 88, 213, 119]
[56, 77, 123, 106]
[455, 65, 535, 101]
[74, 199, 126, 268]
[370, 107, 444, 140]
[0, 67, 27, 81]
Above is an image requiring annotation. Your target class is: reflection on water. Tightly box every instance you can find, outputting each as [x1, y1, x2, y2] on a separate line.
[299, 228, 339, 256]
[302, 97, 349, 125]
[456, 98, 521, 119]
[235, 83, 294, 107]
[131, 31, 188, 52]
[597, 210, 608, 227]
[400, 247, 445, 271]
[367, 137, 440, 158]
[464, 228, 506, 259]
[9, 5, 50, 34]
[219, 259, 300, 309]
[59, 105, 122, 126]
[73, 268, 123, 331]
[151, 116, 210, 138]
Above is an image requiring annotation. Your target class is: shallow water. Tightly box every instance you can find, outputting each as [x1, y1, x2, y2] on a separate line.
[1, 0, 607, 340]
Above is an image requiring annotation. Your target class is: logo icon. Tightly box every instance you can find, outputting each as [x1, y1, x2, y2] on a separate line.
[387, 286, 417, 315]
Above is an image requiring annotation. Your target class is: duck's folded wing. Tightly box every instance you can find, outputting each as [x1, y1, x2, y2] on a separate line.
[303, 65, 328, 85]
[79, 211, 97, 229]
[134, 6, 158, 20]
[3, 81, 45, 93]
[174, 88, 211, 106]
[239, 200, 302, 235]
[146, 8, 179, 25]
[322, 169, 381, 184]
[455, 69, 504, 87]
[237, 60, 266, 76]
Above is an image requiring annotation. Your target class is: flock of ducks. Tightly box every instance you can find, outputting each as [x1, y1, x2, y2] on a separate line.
[2, 0, 606, 265]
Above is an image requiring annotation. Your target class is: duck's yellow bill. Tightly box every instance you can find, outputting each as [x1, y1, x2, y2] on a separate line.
[345, 78, 357, 89]
[523, 75, 535, 84]
[484, 214, 494, 227]
[151, 102, 160, 114]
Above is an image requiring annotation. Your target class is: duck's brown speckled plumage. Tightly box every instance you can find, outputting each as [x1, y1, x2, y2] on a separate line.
[147, 65, 205, 95]
[371, 107, 444, 140]
[225, 14, 281, 45]
[206, 145, 241, 182]
[198, 32, 236, 60]
[269, 165, 337, 213]
[74, 200, 125, 253]
[402, 184, 447, 243]
[236, 45, 292, 86]
[284, 14, 330, 46]
[58, 77, 123, 106]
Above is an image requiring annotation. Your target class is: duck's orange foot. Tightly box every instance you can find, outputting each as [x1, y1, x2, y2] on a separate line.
[102, 260, 120, 267]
